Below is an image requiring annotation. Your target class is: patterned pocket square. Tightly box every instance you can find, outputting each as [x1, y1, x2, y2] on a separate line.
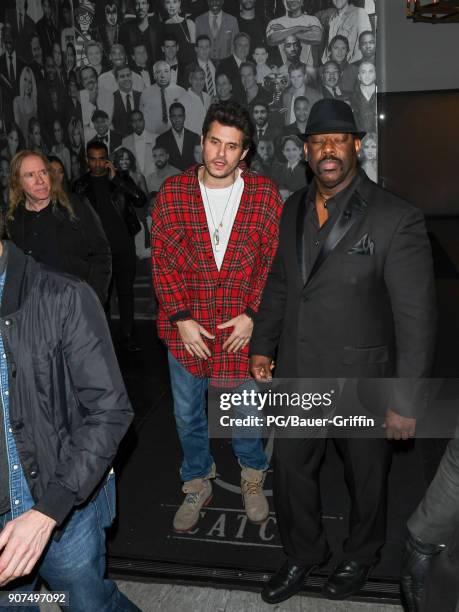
[347, 233, 375, 255]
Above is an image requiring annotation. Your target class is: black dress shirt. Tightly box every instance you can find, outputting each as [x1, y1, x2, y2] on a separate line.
[303, 172, 362, 278]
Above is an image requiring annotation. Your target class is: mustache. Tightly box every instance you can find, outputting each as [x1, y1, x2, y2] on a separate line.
[317, 156, 343, 171]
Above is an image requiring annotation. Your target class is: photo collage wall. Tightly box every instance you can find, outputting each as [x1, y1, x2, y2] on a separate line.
[0, 0, 378, 279]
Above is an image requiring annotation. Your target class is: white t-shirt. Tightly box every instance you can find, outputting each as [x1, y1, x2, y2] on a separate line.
[199, 169, 244, 270]
[266, 14, 322, 66]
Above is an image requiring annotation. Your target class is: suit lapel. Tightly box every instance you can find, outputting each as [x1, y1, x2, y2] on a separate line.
[304, 190, 368, 286]
[296, 191, 308, 284]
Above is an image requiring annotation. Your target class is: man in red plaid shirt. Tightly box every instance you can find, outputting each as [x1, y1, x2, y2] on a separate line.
[152, 101, 283, 532]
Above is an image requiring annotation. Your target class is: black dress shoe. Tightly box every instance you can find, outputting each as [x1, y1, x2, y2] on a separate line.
[261, 560, 318, 604]
[322, 560, 373, 600]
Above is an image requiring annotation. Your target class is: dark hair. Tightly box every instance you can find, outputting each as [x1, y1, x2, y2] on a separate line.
[48, 154, 70, 193]
[112, 146, 136, 171]
[195, 34, 211, 46]
[114, 64, 131, 79]
[250, 100, 269, 114]
[187, 63, 205, 81]
[322, 60, 340, 72]
[293, 95, 308, 107]
[329, 34, 350, 53]
[239, 61, 256, 76]
[91, 109, 109, 121]
[162, 33, 179, 46]
[359, 30, 375, 44]
[86, 140, 108, 156]
[288, 62, 306, 75]
[169, 102, 185, 114]
[202, 101, 254, 150]
[78, 64, 98, 87]
[129, 109, 144, 119]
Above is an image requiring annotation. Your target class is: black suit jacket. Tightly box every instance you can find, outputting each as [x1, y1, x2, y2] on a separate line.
[36, 17, 59, 58]
[155, 128, 200, 171]
[5, 10, 36, 63]
[250, 171, 436, 416]
[0, 53, 26, 98]
[89, 131, 123, 155]
[119, 18, 160, 63]
[215, 55, 245, 105]
[112, 90, 141, 136]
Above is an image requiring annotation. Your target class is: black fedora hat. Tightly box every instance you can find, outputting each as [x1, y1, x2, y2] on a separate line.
[298, 99, 366, 141]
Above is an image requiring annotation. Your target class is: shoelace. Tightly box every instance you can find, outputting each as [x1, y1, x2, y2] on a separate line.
[184, 492, 201, 505]
[243, 480, 262, 495]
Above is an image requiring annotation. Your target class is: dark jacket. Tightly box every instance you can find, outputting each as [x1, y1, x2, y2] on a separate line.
[250, 171, 436, 416]
[7, 195, 112, 305]
[73, 172, 147, 241]
[1, 241, 133, 525]
[155, 128, 200, 172]
[112, 89, 141, 135]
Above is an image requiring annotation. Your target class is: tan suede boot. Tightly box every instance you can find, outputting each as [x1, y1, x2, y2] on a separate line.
[240, 465, 269, 524]
[173, 465, 216, 532]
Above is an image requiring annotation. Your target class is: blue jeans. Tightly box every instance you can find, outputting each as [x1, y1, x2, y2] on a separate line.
[168, 351, 268, 481]
[0, 474, 139, 612]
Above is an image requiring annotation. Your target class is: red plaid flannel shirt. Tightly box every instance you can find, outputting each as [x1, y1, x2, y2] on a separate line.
[151, 164, 283, 381]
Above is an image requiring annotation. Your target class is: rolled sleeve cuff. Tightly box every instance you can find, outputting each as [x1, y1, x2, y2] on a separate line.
[169, 309, 192, 324]
[244, 307, 257, 321]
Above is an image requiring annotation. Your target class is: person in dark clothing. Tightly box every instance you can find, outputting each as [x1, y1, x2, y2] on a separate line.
[0, 233, 138, 610]
[401, 437, 459, 611]
[155, 102, 200, 171]
[250, 99, 436, 604]
[7, 152, 111, 306]
[73, 141, 147, 352]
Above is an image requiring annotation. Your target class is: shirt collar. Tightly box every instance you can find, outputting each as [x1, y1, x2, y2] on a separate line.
[307, 169, 362, 212]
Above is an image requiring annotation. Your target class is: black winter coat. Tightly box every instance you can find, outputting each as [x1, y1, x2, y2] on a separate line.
[0, 242, 133, 525]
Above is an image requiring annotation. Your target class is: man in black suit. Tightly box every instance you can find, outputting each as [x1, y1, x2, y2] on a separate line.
[112, 66, 141, 136]
[250, 99, 436, 604]
[215, 32, 251, 104]
[36, 0, 59, 58]
[155, 102, 200, 171]
[251, 101, 281, 146]
[88, 110, 122, 154]
[283, 96, 311, 138]
[130, 43, 154, 88]
[5, 0, 37, 63]
[118, 0, 160, 62]
[0, 24, 26, 99]
[29, 34, 46, 85]
[161, 34, 188, 90]
[320, 60, 347, 101]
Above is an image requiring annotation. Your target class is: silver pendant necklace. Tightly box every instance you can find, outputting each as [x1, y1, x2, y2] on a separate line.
[203, 170, 236, 252]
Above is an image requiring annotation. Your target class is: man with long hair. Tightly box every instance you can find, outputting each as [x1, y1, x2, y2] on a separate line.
[152, 100, 283, 532]
[6, 151, 111, 306]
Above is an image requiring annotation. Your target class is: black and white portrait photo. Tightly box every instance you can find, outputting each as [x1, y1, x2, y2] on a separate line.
[0, 0, 378, 309]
